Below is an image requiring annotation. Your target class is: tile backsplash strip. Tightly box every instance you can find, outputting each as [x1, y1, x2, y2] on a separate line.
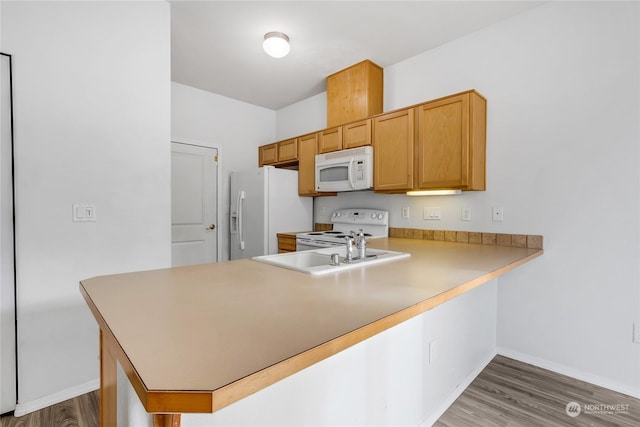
[315, 224, 543, 249]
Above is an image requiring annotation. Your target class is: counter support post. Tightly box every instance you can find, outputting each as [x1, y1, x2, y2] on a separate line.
[100, 329, 117, 427]
[153, 414, 182, 427]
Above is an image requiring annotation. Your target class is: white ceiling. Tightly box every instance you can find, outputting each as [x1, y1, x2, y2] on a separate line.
[170, 1, 544, 110]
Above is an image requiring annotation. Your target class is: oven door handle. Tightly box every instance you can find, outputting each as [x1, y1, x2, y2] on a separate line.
[348, 158, 356, 189]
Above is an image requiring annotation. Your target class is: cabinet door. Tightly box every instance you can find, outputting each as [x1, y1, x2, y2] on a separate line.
[343, 119, 371, 149]
[416, 94, 468, 189]
[326, 60, 383, 127]
[318, 127, 343, 154]
[259, 143, 278, 167]
[415, 92, 485, 190]
[298, 133, 319, 196]
[277, 138, 298, 163]
[373, 108, 414, 191]
[277, 233, 298, 253]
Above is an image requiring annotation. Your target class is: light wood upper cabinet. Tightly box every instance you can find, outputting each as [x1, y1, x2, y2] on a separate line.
[373, 108, 415, 192]
[298, 133, 319, 196]
[326, 60, 383, 127]
[319, 119, 371, 153]
[299, 132, 337, 197]
[415, 91, 486, 190]
[258, 138, 298, 167]
[343, 119, 371, 149]
[318, 126, 343, 154]
[277, 138, 298, 163]
[258, 143, 278, 167]
[259, 89, 486, 195]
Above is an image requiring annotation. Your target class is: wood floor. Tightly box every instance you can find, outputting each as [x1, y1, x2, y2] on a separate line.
[1, 355, 638, 426]
[1, 390, 98, 427]
[436, 355, 639, 427]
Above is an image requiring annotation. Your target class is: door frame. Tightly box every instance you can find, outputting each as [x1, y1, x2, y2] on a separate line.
[171, 138, 223, 262]
[1, 51, 17, 414]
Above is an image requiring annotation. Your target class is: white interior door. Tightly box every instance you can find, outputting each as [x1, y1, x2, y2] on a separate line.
[171, 142, 218, 267]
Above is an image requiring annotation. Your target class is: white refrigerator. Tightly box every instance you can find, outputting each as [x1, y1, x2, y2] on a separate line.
[230, 166, 313, 260]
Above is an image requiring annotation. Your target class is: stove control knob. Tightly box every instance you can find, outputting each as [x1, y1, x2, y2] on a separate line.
[335, 212, 341, 218]
[371, 213, 376, 219]
[377, 213, 384, 220]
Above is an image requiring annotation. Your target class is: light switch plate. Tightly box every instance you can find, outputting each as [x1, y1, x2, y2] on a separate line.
[73, 203, 96, 222]
[423, 207, 441, 220]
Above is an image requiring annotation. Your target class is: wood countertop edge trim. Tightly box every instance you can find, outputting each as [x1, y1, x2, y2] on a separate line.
[79, 248, 542, 415]
[80, 283, 215, 414]
[208, 248, 543, 412]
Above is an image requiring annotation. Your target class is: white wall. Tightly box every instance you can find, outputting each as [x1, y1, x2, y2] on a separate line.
[171, 82, 275, 261]
[277, 2, 640, 396]
[276, 92, 326, 140]
[1, 1, 171, 414]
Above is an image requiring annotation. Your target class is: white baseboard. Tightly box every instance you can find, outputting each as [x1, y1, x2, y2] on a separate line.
[497, 347, 640, 399]
[421, 350, 497, 427]
[14, 378, 99, 417]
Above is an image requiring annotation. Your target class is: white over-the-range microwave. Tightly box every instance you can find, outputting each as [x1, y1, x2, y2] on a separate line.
[315, 146, 373, 192]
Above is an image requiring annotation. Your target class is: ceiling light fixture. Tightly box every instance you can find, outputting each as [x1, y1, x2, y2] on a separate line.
[406, 189, 462, 196]
[263, 32, 290, 58]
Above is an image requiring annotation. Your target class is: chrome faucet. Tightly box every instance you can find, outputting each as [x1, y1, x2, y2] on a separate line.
[355, 229, 367, 259]
[344, 233, 355, 262]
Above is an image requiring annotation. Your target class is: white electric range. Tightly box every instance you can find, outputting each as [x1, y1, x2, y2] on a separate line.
[296, 208, 389, 251]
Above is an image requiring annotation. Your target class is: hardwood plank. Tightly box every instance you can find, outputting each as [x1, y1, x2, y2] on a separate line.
[0, 391, 98, 427]
[435, 355, 640, 427]
[74, 389, 99, 427]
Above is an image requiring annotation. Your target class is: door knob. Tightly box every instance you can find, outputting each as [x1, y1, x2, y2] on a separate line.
[206, 224, 216, 230]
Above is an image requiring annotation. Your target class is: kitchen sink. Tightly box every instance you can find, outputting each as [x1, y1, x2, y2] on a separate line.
[252, 246, 410, 275]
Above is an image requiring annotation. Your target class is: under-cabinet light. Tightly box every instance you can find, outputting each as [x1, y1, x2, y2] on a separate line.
[406, 189, 462, 196]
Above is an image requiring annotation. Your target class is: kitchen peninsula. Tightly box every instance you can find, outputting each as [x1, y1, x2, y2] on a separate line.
[80, 237, 542, 426]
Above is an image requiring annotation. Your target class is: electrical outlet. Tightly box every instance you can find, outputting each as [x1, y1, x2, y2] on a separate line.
[633, 322, 640, 344]
[492, 207, 504, 222]
[461, 208, 472, 221]
[428, 340, 437, 365]
[401, 207, 410, 219]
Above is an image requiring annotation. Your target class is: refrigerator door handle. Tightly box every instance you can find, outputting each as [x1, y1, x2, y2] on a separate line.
[230, 194, 239, 233]
[238, 191, 245, 250]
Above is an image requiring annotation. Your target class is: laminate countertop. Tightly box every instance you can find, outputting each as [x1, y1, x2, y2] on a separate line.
[80, 237, 542, 414]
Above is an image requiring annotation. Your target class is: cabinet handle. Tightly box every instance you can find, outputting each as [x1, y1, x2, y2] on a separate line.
[206, 224, 216, 230]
